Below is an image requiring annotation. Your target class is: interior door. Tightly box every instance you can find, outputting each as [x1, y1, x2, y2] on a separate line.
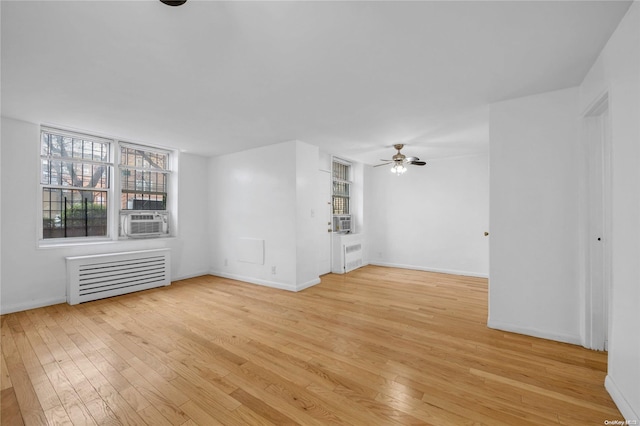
[585, 100, 611, 351]
[318, 170, 332, 275]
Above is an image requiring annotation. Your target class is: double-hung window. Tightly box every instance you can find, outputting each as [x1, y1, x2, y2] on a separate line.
[332, 159, 352, 233]
[118, 144, 171, 238]
[41, 128, 112, 239]
[119, 144, 169, 211]
[40, 126, 172, 242]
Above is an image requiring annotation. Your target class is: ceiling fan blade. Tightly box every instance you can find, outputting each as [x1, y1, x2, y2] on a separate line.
[405, 156, 420, 162]
[410, 161, 427, 166]
[374, 162, 393, 167]
[380, 159, 393, 162]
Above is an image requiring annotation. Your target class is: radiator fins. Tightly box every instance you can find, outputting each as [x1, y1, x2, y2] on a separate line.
[66, 249, 171, 304]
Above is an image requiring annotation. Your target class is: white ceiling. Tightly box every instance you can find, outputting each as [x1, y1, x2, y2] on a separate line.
[1, 0, 631, 164]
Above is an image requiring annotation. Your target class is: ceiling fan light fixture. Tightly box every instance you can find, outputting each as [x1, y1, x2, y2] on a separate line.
[375, 143, 425, 175]
[390, 163, 407, 175]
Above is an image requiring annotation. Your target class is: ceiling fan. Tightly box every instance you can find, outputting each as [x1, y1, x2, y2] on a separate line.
[375, 144, 426, 175]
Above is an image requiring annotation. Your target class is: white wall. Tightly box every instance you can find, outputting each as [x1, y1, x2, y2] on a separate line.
[0, 116, 211, 314]
[208, 140, 321, 291]
[173, 152, 212, 279]
[489, 87, 581, 344]
[295, 141, 321, 287]
[579, 2, 640, 421]
[366, 154, 489, 277]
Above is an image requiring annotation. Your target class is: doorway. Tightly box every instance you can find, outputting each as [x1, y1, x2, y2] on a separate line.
[583, 94, 611, 351]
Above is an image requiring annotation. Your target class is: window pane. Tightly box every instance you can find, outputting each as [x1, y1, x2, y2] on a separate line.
[121, 169, 167, 193]
[41, 160, 109, 189]
[333, 162, 349, 181]
[333, 181, 350, 197]
[121, 193, 166, 210]
[120, 146, 168, 170]
[42, 188, 108, 238]
[120, 168, 167, 210]
[332, 160, 351, 217]
[333, 196, 350, 215]
[41, 129, 111, 240]
[41, 132, 51, 156]
[42, 131, 110, 162]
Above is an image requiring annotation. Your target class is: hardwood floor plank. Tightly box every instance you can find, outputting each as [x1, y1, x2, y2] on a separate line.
[99, 389, 148, 426]
[170, 375, 249, 425]
[83, 397, 120, 426]
[1, 321, 47, 425]
[229, 388, 299, 425]
[231, 404, 279, 426]
[1, 267, 622, 425]
[119, 367, 190, 425]
[170, 374, 240, 412]
[0, 352, 12, 391]
[225, 371, 328, 426]
[470, 367, 619, 417]
[54, 359, 101, 407]
[41, 361, 97, 426]
[118, 386, 151, 413]
[16, 312, 56, 367]
[178, 400, 223, 426]
[321, 382, 425, 425]
[43, 404, 73, 426]
[10, 326, 61, 413]
[1, 387, 24, 426]
[136, 405, 174, 426]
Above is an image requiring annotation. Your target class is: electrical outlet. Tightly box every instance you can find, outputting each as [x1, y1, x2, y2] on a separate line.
[271, 266, 277, 275]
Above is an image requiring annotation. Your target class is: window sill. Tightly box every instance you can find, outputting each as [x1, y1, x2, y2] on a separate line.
[37, 236, 175, 250]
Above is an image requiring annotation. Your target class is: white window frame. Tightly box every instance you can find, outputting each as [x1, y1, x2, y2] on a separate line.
[332, 157, 353, 233]
[38, 127, 116, 246]
[117, 142, 172, 239]
[37, 126, 176, 247]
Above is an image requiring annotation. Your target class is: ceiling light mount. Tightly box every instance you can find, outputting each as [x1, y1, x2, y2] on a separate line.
[160, 0, 187, 6]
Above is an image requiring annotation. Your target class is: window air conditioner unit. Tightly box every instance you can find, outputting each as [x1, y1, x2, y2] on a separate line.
[333, 215, 352, 233]
[120, 212, 169, 238]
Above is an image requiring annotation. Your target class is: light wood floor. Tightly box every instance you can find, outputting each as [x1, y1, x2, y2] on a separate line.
[1, 266, 622, 425]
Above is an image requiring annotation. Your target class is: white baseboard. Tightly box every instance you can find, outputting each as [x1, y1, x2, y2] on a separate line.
[487, 319, 582, 346]
[0, 271, 210, 315]
[172, 271, 210, 282]
[0, 296, 67, 315]
[368, 261, 488, 279]
[605, 375, 639, 422]
[210, 270, 320, 292]
[296, 277, 321, 291]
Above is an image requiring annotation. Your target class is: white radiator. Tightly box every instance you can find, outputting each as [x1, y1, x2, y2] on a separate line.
[65, 249, 171, 305]
[344, 242, 363, 273]
[332, 234, 365, 274]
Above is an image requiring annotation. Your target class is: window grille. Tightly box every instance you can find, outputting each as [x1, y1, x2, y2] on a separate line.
[39, 127, 174, 242]
[119, 144, 170, 211]
[40, 128, 111, 239]
[332, 160, 351, 215]
[332, 159, 352, 232]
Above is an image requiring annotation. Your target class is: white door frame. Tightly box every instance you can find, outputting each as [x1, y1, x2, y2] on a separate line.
[582, 92, 612, 351]
[318, 169, 332, 276]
